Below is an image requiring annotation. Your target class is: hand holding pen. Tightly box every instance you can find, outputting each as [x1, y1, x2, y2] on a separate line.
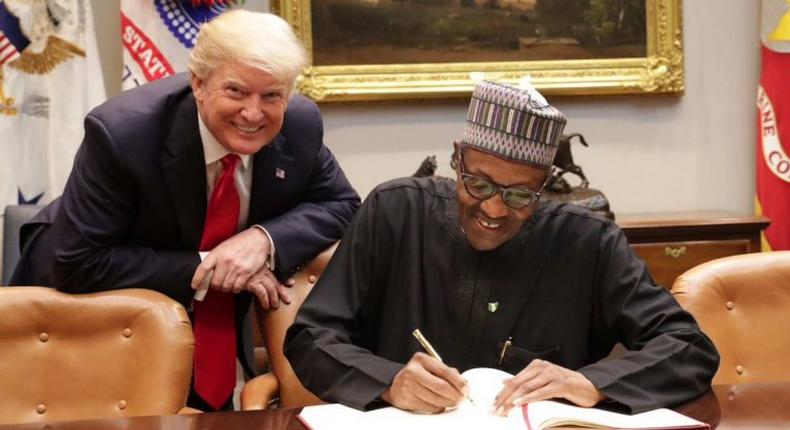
[379, 329, 471, 414]
[412, 329, 475, 406]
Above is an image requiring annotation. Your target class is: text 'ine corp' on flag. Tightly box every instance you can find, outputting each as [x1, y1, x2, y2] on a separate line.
[757, 0, 790, 250]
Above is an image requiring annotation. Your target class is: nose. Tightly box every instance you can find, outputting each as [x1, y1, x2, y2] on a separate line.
[240, 97, 265, 122]
[478, 192, 509, 219]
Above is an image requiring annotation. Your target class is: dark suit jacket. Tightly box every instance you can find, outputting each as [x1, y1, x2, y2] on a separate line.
[11, 73, 360, 374]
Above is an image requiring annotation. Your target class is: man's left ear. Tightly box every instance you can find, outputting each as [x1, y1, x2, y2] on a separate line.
[190, 74, 204, 102]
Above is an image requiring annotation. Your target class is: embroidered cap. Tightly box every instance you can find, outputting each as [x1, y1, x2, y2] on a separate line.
[460, 80, 567, 169]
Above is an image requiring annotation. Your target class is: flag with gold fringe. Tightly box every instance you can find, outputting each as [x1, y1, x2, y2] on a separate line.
[0, 0, 105, 206]
[757, 0, 790, 250]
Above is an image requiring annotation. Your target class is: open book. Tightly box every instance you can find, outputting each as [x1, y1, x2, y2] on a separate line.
[299, 368, 708, 430]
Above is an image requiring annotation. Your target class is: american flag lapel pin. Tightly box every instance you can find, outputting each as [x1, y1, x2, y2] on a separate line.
[275, 167, 286, 180]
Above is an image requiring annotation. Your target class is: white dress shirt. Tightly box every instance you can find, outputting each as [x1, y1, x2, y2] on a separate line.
[197, 112, 276, 270]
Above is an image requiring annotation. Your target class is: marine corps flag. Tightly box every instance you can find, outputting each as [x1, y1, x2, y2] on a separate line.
[0, 1, 105, 205]
[757, 0, 790, 251]
[121, 0, 238, 90]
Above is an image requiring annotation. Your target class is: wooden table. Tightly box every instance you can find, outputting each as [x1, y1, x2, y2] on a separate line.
[2, 382, 790, 429]
[618, 211, 770, 289]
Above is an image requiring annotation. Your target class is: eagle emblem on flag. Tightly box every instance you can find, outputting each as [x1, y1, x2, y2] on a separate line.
[0, 0, 87, 117]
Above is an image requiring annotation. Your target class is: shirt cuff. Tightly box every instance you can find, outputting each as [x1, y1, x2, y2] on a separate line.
[251, 225, 276, 271]
[199, 251, 209, 261]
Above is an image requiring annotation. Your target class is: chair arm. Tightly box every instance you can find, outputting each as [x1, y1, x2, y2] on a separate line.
[240, 372, 280, 410]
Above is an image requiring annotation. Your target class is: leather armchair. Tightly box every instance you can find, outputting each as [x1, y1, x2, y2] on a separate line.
[240, 244, 337, 410]
[671, 251, 790, 384]
[0, 287, 198, 425]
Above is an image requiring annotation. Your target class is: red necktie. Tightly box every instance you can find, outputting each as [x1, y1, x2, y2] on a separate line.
[193, 154, 240, 410]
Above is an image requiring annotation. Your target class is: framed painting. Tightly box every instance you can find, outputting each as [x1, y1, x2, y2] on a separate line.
[272, 0, 683, 102]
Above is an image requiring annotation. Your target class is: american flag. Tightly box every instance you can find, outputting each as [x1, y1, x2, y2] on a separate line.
[0, 0, 28, 65]
[0, 30, 21, 65]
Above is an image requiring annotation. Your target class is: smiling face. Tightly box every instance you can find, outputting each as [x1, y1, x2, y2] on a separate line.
[455, 147, 548, 251]
[191, 64, 287, 155]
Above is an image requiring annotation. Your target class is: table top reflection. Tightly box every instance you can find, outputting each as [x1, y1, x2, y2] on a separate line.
[679, 381, 790, 429]
[0, 407, 308, 430]
[2, 382, 790, 429]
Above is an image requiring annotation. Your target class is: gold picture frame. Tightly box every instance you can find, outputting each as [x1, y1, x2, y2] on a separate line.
[273, 0, 683, 102]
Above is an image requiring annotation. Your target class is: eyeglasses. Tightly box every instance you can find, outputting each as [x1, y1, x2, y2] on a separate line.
[457, 151, 545, 209]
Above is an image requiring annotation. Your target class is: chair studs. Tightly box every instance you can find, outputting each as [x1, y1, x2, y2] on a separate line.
[736, 365, 745, 374]
[39, 333, 49, 342]
[35, 404, 46, 414]
[725, 301, 735, 310]
[118, 400, 127, 410]
[123, 328, 132, 338]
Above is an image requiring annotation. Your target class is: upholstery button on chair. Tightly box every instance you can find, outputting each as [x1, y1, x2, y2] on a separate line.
[240, 242, 337, 411]
[0, 287, 196, 424]
[671, 251, 790, 385]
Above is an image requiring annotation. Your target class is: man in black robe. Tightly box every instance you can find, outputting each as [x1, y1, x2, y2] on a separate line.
[285, 81, 719, 415]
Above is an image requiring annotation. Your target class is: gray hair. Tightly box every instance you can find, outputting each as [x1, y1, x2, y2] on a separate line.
[188, 10, 307, 97]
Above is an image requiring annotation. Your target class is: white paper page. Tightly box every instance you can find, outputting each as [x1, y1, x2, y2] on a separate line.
[298, 369, 523, 430]
[299, 368, 707, 430]
[527, 400, 707, 429]
[300, 402, 520, 430]
[368, 402, 519, 430]
[461, 367, 514, 408]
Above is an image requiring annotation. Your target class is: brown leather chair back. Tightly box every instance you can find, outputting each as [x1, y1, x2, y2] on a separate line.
[0, 287, 195, 425]
[671, 251, 790, 385]
[252, 244, 337, 409]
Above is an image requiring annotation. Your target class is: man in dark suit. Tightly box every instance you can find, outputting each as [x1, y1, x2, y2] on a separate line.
[10, 10, 359, 411]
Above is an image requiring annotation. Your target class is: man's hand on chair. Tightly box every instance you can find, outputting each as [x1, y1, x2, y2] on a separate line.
[192, 228, 272, 293]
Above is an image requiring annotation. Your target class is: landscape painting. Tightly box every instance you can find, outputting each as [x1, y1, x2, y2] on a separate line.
[273, 0, 682, 101]
[311, 0, 647, 66]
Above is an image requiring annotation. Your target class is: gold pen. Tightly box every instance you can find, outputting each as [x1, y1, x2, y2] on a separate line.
[412, 328, 444, 362]
[412, 328, 474, 405]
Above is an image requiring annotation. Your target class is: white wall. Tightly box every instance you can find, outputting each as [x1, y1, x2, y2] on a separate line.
[91, 0, 760, 213]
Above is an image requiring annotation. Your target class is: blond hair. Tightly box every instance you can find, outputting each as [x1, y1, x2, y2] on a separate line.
[188, 10, 307, 97]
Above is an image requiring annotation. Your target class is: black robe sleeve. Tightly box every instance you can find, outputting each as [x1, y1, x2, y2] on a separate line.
[578, 223, 720, 412]
[285, 189, 405, 410]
